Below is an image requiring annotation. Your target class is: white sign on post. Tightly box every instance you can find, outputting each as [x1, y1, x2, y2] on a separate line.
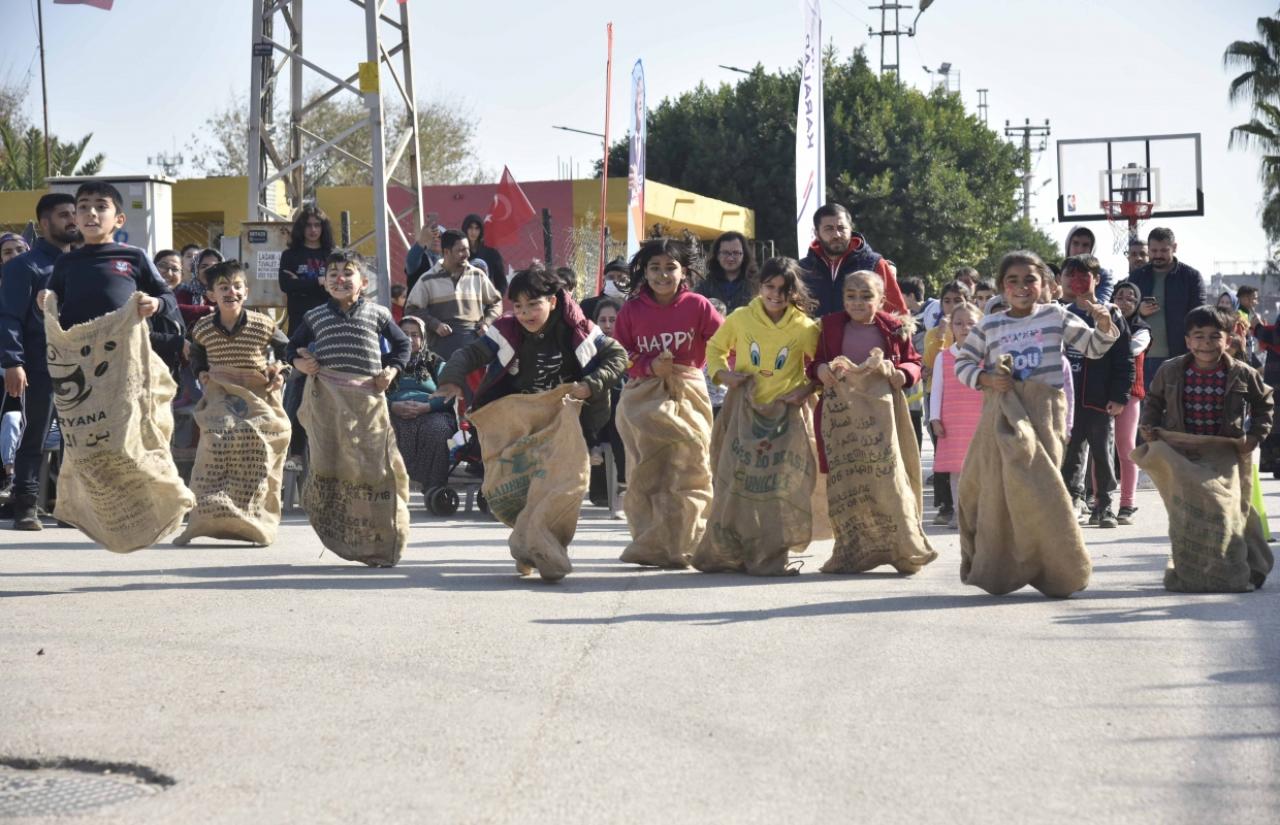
[255, 250, 282, 281]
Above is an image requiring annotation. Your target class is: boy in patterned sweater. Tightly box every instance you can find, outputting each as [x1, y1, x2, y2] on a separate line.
[1140, 305, 1273, 451]
[188, 261, 290, 391]
[286, 250, 411, 387]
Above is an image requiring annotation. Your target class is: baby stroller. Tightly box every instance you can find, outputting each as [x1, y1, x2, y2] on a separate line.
[423, 397, 489, 517]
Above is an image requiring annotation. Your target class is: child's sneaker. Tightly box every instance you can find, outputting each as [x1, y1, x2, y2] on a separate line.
[1098, 508, 1118, 529]
[589, 445, 605, 467]
[1088, 508, 1101, 526]
[932, 505, 953, 525]
[1116, 506, 1137, 525]
[1073, 498, 1089, 524]
[947, 512, 958, 529]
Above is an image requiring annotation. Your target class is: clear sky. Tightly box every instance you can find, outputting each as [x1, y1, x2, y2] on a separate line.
[4, 0, 1275, 278]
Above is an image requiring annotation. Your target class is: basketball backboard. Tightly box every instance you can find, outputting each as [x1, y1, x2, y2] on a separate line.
[1056, 133, 1203, 222]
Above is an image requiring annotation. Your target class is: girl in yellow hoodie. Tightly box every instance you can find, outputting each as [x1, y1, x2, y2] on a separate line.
[706, 257, 820, 405]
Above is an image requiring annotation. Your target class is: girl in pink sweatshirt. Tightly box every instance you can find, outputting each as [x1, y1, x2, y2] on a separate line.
[612, 237, 724, 568]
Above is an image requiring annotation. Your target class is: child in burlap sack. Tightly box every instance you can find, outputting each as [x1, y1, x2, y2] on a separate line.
[953, 251, 1118, 598]
[613, 237, 724, 568]
[287, 250, 412, 566]
[695, 256, 820, 574]
[1138, 305, 1274, 592]
[812, 270, 934, 574]
[176, 260, 292, 546]
[433, 264, 627, 580]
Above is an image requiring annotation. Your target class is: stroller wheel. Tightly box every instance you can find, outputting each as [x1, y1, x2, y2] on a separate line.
[429, 486, 460, 516]
[476, 491, 489, 514]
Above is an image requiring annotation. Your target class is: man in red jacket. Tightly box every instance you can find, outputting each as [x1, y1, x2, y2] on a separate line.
[798, 203, 906, 318]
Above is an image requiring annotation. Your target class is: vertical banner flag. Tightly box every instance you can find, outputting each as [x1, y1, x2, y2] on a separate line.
[626, 60, 646, 260]
[795, 0, 825, 257]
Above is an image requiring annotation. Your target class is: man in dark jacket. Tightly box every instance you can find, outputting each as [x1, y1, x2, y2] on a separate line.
[798, 203, 906, 317]
[1125, 226, 1205, 391]
[1059, 255, 1133, 529]
[0, 193, 80, 529]
[462, 213, 507, 296]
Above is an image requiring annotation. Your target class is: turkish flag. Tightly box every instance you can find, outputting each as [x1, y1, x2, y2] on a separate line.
[483, 166, 536, 248]
[53, 0, 114, 9]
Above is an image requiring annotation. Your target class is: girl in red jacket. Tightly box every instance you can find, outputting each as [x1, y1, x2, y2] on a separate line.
[612, 237, 724, 568]
[809, 270, 923, 473]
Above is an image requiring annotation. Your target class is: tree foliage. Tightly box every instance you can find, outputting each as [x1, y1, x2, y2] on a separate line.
[0, 76, 105, 190]
[187, 92, 491, 197]
[1227, 12, 1280, 243]
[973, 218, 1062, 280]
[600, 50, 1024, 283]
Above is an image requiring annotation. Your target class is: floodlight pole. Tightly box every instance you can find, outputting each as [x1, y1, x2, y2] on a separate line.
[247, 0, 423, 306]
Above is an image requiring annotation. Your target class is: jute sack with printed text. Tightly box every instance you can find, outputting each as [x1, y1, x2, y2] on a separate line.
[957, 356, 1090, 597]
[820, 351, 936, 574]
[44, 293, 194, 552]
[615, 367, 714, 568]
[693, 381, 815, 575]
[468, 386, 589, 582]
[298, 368, 409, 566]
[1132, 429, 1273, 592]
[174, 368, 290, 546]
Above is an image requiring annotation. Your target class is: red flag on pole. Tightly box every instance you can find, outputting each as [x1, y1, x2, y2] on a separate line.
[52, 0, 114, 9]
[483, 166, 536, 247]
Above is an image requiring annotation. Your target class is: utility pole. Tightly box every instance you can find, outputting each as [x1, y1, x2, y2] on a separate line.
[977, 88, 989, 126]
[1004, 118, 1051, 221]
[148, 152, 184, 177]
[868, 3, 911, 77]
[36, 0, 51, 180]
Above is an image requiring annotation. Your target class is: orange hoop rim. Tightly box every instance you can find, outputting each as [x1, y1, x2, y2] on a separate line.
[1101, 200, 1154, 222]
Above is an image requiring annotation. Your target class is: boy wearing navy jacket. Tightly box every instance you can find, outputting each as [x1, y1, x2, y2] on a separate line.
[38, 182, 185, 368]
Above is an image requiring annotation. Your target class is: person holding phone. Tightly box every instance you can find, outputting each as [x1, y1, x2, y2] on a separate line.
[1125, 227, 1206, 392]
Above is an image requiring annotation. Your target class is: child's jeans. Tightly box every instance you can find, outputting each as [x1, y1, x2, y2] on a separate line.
[1062, 407, 1117, 512]
[1115, 397, 1141, 508]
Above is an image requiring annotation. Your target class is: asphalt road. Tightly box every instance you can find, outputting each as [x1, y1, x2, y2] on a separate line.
[2, 482, 1278, 824]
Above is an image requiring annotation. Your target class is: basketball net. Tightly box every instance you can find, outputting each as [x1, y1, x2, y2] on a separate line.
[1102, 200, 1153, 254]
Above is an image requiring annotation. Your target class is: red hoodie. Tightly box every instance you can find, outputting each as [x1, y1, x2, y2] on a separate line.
[613, 288, 724, 379]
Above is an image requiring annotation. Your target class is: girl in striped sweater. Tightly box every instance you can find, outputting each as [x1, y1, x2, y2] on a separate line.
[955, 251, 1117, 399]
[928, 301, 983, 529]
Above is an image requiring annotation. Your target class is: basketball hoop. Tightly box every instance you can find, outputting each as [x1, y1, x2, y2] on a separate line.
[1102, 200, 1153, 254]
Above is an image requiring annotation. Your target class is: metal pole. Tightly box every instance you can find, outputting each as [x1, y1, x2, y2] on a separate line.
[364, 1, 391, 306]
[398, 0, 424, 254]
[290, 0, 304, 205]
[36, 0, 51, 180]
[542, 209, 553, 266]
[597, 23, 614, 292]
[247, 0, 268, 220]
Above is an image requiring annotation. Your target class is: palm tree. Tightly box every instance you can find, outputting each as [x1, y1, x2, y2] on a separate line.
[1230, 101, 1280, 242]
[1225, 11, 1280, 106]
[0, 123, 105, 190]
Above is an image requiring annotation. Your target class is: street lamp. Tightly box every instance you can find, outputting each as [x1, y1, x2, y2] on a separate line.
[552, 125, 605, 139]
[910, 0, 936, 34]
[719, 64, 751, 75]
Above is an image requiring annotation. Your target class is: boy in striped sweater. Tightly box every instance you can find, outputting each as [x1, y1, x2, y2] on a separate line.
[955, 251, 1118, 399]
[188, 261, 290, 390]
[287, 250, 411, 388]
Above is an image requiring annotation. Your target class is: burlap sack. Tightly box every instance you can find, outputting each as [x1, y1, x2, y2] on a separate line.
[802, 399, 833, 543]
[1132, 429, 1274, 592]
[820, 351, 937, 574]
[298, 368, 410, 567]
[43, 293, 194, 552]
[615, 367, 714, 568]
[693, 381, 816, 575]
[468, 386, 589, 581]
[957, 356, 1090, 597]
[174, 368, 291, 546]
